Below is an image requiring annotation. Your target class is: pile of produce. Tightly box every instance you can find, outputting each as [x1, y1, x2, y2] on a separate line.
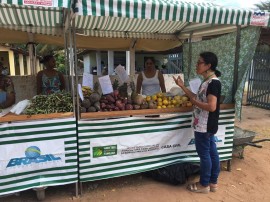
[25, 92, 73, 115]
[145, 92, 192, 109]
[80, 83, 101, 113]
[99, 79, 136, 111]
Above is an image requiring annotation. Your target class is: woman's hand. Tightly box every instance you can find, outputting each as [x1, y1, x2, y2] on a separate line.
[173, 76, 184, 88]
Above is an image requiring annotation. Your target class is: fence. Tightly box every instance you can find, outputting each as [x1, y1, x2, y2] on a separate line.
[247, 52, 270, 109]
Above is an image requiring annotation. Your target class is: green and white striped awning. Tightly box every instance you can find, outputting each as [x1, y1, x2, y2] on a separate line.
[0, 0, 71, 36]
[0, 4, 63, 35]
[74, 0, 270, 40]
[0, 0, 70, 8]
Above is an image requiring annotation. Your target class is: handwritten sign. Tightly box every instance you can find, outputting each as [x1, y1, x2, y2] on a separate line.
[98, 75, 113, 95]
[82, 73, 94, 89]
[115, 65, 129, 83]
[24, 0, 53, 7]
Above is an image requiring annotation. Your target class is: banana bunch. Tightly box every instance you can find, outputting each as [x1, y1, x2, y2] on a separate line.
[82, 86, 93, 97]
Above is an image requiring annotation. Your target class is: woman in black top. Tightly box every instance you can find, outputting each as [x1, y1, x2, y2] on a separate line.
[174, 52, 221, 193]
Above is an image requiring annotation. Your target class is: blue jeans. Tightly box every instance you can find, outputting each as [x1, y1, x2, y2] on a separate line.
[195, 131, 220, 186]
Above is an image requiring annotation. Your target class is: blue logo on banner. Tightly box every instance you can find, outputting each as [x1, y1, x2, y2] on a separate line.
[188, 136, 222, 145]
[6, 146, 61, 168]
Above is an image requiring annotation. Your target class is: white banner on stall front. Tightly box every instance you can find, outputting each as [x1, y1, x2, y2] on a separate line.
[88, 125, 226, 165]
[0, 139, 65, 175]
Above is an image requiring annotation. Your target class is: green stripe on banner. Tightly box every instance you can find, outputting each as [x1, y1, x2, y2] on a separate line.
[0, 178, 77, 195]
[79, 148, 90, 152]
[79, 120, 191, 133]
[65, 153, 77, 157]
[219, 121, 234, 126]
[79, 115, 192, 126]
[230, 9, 235, 24]
[81, 150, 232, 176]
[65, 140, 77, 145]
[0, 134, 75, 145]
[1, 165, 77, 180]
[18, 0, 23, 5]
[79, 154, 90, 158]
[0, 121, 75, 131]
[0, 171, 77, 187]
[226, 126, 234, 130]
[0, 128, 75, 139]
[79, 142, 90, 146]
[80, 146, 232, 170]
[205, 7, 211, 23]
[65, 146, 77, 151]
[219, 116, 235, 120]
[79, 125, 191, 139]
[66, 159, 77, 163]
[199, 6, 205, 23]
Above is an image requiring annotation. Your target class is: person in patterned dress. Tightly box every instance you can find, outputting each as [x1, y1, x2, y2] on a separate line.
[174, 52, 221, 194]
[0, 62, 15, 109]
[37, 55, 65, 95]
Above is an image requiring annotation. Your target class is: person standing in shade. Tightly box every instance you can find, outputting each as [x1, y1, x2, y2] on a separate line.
[174, 52, 221, 194]
[37, 55, 65, 95]
[0, 62, 15, 109]
[136, 57, 166, 96]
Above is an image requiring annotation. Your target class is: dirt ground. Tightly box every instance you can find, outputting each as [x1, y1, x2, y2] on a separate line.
[2, 105, 270, 202]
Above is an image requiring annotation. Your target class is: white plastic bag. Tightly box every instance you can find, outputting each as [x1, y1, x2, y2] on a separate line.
[10, 100, 30, 115]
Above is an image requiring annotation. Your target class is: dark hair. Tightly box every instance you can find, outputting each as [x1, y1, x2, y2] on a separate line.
[200, 52, 221, 77]
[40, 55, 54, 64]
[144, 57, 155, 64]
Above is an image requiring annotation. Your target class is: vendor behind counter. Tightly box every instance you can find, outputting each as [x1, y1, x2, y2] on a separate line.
[37, 55, 66, 95]
[0, 62, 15, 109]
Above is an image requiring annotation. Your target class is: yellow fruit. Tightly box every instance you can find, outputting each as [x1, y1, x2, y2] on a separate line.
[171, 104, 175, 108]
[157, 101, 163, 106]
[146, 96, 151, 102]
[162, 105, 167, 108]
[182, 96, 189, 102]
[162, 100, 169, 106]
[172, 100, 177, 105]
[157, 92, 163, 98]
[174, 95, 181, 100]
[186, 101, 193, 107]
[157, 98, 162, 102]
[151, 95, 157, 101]
[157, 106, 162, 109]
[168, 96, 172, 100]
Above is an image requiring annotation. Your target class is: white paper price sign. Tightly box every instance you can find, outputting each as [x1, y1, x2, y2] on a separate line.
[98, 75, 113, 95]
[78, 84, 84, 101]
[82, 73, 94, 89]
[115, 65, 129, 83]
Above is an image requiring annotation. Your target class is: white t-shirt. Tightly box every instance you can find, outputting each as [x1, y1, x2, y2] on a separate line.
[141, 70, 160, 96]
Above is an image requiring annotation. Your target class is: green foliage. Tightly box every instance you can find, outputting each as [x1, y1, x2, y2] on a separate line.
[255, 1, 270, 11]
[54, 50, 66, 74]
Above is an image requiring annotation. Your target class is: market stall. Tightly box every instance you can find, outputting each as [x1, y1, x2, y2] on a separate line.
[0, 1, 78, 199]
[72, 0, 269, 186]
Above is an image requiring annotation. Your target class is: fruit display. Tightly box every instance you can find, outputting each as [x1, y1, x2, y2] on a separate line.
[146, 92, 192, 109]
[25, 92, 73, 115]
[81, 78, 192, 113]
[80, 82, 101, 113]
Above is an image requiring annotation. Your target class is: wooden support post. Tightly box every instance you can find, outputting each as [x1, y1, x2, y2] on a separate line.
[26, 56, 31, 75]
[19, 54, 24, 75]
[8, 51, 15, 76]
[108, 50, 114, 75]
[96, 51, 102, 76]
